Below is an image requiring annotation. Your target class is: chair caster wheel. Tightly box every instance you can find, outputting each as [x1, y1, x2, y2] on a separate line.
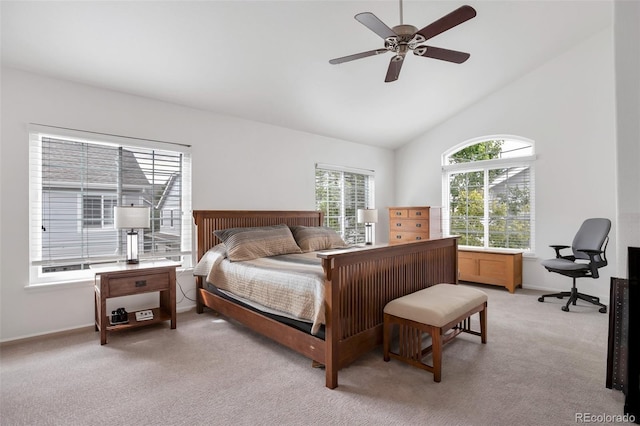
[538, 297, 544, 302]
[561, 306, 570, 312]
[599, 307, 607, 314]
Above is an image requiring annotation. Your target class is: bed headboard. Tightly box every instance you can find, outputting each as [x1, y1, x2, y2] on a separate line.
[193, 210, 324, 261]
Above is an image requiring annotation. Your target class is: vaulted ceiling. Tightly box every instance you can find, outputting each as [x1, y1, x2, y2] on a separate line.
[1, 1, 613, 149]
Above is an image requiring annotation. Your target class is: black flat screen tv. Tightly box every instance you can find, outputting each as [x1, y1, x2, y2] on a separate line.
[626, 246, 640, 421]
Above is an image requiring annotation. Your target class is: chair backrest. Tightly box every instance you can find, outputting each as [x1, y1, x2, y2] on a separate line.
[572, 218, 611, 262]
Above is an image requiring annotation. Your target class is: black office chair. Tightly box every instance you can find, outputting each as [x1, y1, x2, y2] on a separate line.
[538, 218, 611, 313]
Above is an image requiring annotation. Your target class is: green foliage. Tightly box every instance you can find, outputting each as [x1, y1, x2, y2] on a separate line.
[448, 140, 531, 250]
[315, 169, 368, 244]
[449, 140, 503, 164]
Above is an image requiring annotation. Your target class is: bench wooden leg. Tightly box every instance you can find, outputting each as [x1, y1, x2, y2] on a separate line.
[480, 303, 487, 344]
[431, 326, 442, 382]
[383, 313, 391, 362]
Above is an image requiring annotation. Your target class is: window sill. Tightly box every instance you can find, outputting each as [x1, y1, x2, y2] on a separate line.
[26, 266, 194, 292]
[25, 278, 94, 292]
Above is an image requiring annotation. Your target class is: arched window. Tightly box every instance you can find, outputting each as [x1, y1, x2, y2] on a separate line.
[442, 136, 535, 252]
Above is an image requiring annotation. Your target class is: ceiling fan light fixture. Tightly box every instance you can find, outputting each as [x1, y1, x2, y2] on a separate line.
[329, 3, 476, 82]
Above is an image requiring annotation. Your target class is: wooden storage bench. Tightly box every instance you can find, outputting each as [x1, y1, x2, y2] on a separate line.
[458, 248, 523, 293]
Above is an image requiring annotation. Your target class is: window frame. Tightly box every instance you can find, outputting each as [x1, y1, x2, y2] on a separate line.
[82, 194, 117, 229]
[442, 136, 536, 254]
[314, 163, 375, 245]
[28, 124, 192, 286]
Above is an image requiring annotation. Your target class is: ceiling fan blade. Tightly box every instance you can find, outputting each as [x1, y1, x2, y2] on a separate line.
[416, 5, 476, 42]
[329, 49, 388, 65]
[355, 12, 397, 40]
[384, 56, 404, 83]
[414, 45, 470, 64]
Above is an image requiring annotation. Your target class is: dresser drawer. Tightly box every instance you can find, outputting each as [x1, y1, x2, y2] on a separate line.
[107, 272, 170, 297]
[391, 231, 429, 243]
[390, 219, 430, 232]
[408, 208, 430, 219]
[389, 208, 408, 218]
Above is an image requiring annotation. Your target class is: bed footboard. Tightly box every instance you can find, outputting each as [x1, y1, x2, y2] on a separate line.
[318, 237, 458, 388]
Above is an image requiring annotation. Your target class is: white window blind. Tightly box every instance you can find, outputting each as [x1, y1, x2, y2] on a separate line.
[442, 137, 536, 253]
[315, 163, 374, 245]
[29, 125, 192, 284]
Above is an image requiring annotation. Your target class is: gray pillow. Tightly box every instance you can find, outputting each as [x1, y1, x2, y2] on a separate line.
[290, 226, 349, 252]
[214, 224, 302, 262]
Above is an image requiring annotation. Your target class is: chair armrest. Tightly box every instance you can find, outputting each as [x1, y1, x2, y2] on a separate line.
[550, 244, 570, 258]
[576, 248, 605, 278]
[576, 248, 603, 256]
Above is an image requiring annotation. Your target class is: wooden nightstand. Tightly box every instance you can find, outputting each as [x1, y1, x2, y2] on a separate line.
[94, 261, 179, 345]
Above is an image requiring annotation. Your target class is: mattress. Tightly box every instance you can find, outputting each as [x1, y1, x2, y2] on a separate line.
[194, 244, 326, 334]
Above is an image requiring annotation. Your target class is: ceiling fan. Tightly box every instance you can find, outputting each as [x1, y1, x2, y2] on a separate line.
[329, 2, 477, 82]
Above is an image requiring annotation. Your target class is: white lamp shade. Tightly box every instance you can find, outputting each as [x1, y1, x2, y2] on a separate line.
[114, 206, 150, 229]
[357, 208, 378, 224]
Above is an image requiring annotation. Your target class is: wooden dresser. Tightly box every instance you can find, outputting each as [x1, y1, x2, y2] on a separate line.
[458, 248, 523, 293]
[388, 206, 441, 244]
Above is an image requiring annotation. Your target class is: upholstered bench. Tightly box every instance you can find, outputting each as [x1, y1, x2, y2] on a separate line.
[383, 283, 488, 382]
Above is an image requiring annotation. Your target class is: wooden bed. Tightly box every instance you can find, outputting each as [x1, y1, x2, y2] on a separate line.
[193, 210, 459, 388]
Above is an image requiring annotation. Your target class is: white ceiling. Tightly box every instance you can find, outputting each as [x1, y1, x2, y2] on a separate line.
[1, 1, 612, 149]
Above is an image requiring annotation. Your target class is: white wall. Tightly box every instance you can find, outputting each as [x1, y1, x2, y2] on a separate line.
[0, 68, 395, 342]
[614, 0, 640, 272]
[395, 27, 618, 300]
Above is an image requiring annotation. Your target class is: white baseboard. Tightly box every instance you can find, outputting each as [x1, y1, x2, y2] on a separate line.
[1, 305, 199, 345]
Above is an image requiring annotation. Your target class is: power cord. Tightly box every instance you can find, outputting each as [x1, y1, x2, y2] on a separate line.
[176, 270, 197, 304]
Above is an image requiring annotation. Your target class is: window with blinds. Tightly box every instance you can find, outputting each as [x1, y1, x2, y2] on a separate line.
[315, 163, 374, 245]
[442, 137, 535, 252]
[29, 126, 192, 284]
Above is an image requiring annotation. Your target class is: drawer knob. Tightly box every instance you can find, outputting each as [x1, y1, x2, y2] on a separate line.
[396, 235, 402, 239]
[135, 280, 147, 288]
[415, 212, 422, 216]
[416, 236, 422, 240]
[415, 223, 422, 228]
[396, 223, 402, 227]
[395, 212, 402, 216]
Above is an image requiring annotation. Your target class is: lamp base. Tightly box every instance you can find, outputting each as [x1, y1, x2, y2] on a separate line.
[126, 230, 140, 265]
[364, 223, 373, 245]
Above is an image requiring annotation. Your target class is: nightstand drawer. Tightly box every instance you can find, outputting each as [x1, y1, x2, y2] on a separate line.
[107, 273, 169, 297]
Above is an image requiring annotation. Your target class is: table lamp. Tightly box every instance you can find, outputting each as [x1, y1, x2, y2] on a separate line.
[357, 208, 378, 245]
[114, 205, 150, 264]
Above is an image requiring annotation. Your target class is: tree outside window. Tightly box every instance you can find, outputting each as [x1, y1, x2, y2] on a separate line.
[444, 138, 534, 251]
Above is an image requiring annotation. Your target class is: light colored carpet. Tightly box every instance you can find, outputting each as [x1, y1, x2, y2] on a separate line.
[0, 284, 625, 426]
